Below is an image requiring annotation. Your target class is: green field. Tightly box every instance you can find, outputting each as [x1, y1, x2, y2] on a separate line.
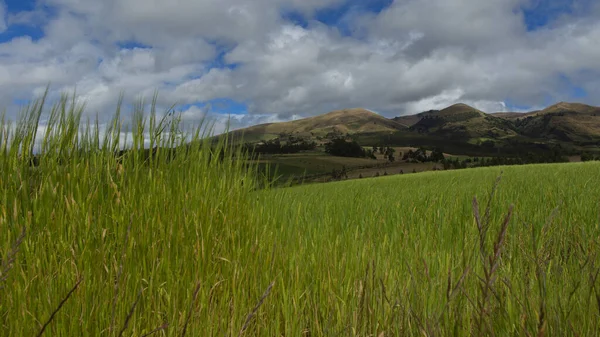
[2, 95, 600, 336]
[254, 151, 389, 179]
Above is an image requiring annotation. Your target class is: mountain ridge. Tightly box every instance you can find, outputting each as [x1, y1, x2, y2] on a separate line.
[228, 108, 407, 142]
[227, 101, 600, 152]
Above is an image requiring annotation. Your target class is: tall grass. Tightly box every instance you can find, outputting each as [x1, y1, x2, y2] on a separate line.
[1, 91, 266, 335]
[1, 91, 600, 335]
[258, 164, 600, 336]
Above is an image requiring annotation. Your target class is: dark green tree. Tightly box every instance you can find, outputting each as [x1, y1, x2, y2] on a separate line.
[324, 138, 367, 158]
[429, 148, 445, 162]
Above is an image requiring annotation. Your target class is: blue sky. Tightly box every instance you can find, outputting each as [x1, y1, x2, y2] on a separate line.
[4, 0, 36, 13]
[1, 0, 43, 43]
[1, 0, 599, 130]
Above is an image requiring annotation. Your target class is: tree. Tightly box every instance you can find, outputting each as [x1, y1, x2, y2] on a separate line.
[429, 148, 445, 162]
[413, 148, 427, 162]
[249, 135, 316, 154]
[443, 160, 451, 170]
[384, 147, 396, 162]
[330, 166, 348, 180]
[324, 138, 367, 158]
[581, 152, 593, 162]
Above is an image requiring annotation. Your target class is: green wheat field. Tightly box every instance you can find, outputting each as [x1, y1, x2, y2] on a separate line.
[1, 94, 599, 336]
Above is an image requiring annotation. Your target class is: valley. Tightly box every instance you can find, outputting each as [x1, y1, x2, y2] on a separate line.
[227, 102, 600, 184]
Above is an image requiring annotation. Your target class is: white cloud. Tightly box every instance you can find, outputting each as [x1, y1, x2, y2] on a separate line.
[179, 105, 285, 135]
[0, 0, 600, 128]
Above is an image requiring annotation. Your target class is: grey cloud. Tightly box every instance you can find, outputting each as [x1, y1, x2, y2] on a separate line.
[179, 105, 285, 135]
[365, 0, 529, 57]
[41, 0, 344, 47]
[1, 0, 600, 126]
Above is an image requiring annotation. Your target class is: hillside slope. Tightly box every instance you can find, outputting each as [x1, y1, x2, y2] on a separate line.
[394, 103, 517, 141]
[510, 102, 600, 143]
[226, 101, 600, 150]
[230, 108, 407, 142]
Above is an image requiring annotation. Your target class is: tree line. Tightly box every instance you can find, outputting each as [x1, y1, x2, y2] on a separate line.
[324, 138, 376, 159]
[243, 135, 316, 156]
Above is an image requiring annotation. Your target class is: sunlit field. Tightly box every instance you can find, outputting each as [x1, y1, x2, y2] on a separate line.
[1, 93, 599, 336]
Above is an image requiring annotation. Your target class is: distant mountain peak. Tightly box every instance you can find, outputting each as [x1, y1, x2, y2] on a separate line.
[437, 103, 486, 118]
[548, 101, 573, 109]
[447, 103, 474, 109]
[541, 101, 598, 115]
[227, 107, 406, 142]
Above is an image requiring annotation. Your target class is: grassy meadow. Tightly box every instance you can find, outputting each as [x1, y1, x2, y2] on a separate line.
[1, 94, 600, 336]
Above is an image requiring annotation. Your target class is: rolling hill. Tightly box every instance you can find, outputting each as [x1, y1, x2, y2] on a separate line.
[228, 108, 407, 142]
[508, 102, 600, 143]
[393, 103, 518, 141]
[227, 101, 600, 153]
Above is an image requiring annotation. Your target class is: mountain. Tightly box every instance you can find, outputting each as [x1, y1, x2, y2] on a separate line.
[394, 103, 517, 141]
[508, 102, 600, 142]
[227, 101, 600, 154]
[229, 108, 407, 142]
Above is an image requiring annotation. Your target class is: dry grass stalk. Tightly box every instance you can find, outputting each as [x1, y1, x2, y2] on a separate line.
[437, 267, 471, 327]
[36, 277, 83, 337]
[238, 280, 275, 337]
[141, 321, 169, 337]
[590, 266, 600, 315]
[181, 281, 201, 337]
[472, 177, 514, 336]
[530, 206, 561, 337]
[117, 287, 143, 337]
[568, 321, 580, 337]
[536, 304, 546, 337]
[473, 173, 504, 260]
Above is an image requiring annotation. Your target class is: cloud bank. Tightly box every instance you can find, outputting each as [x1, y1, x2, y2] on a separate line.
[1, 0, 600, 132]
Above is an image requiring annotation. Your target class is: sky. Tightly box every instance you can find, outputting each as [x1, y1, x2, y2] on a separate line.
[1, 0, 600, 133]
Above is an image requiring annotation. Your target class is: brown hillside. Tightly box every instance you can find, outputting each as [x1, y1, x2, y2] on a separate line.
[230, 108, 407, 142]
[225, 101, 600, 147]
[511, 102, 600, 142]
[395, 104, 517, 140]
[490, 112, 524, 119]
